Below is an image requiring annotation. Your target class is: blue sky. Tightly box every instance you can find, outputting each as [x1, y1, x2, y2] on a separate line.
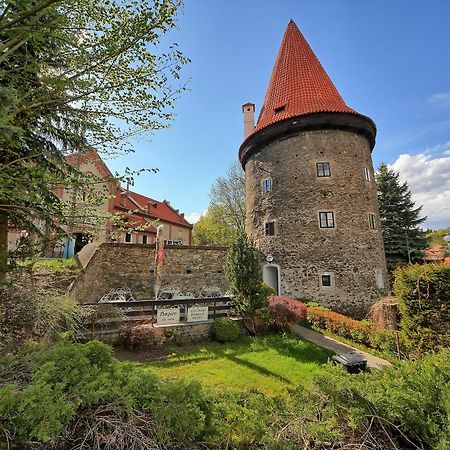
[106, 0, 450, 229]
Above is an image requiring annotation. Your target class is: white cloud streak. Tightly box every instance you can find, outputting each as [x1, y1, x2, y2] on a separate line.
[389, 151, 450, 230]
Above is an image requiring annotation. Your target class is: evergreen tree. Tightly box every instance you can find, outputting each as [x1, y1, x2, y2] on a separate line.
[225, 230, 268, 334]
[376, 164, 427, 267]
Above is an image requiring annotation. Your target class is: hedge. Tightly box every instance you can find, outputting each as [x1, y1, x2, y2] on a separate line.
[307, 306, 403, 357]
[394, 263, 450, 353]
[268, 296, 307, 331]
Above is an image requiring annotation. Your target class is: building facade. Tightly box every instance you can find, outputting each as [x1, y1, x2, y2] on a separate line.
[239, 21, 389, 317]
[8, 151, 192, 255]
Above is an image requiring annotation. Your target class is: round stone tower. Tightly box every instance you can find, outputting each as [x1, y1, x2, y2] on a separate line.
[239, 20, 389, 317]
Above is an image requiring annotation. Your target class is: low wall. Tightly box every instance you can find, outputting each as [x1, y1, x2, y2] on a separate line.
[70, 243, 229, 303]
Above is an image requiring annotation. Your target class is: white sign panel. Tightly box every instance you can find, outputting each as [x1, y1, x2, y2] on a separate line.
[157, 307, 180, 325]
[187, 306, 209, 323]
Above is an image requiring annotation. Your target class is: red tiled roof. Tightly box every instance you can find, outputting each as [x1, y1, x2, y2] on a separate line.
[251, 20, 371, 136]
[113, 187, 192, 228]
[66, 150, 113, 178]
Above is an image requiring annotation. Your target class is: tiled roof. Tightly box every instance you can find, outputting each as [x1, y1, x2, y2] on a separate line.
[113, 187, 192, 228]
[250, 20, 371, 136]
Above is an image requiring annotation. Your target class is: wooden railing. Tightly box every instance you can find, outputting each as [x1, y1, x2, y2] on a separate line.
[79, 297, 234, 334]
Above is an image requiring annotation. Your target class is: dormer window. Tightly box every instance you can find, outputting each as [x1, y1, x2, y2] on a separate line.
[274, 105, 286, 114]
[317, 162, 331, 177]
[262, 178, 272, 194]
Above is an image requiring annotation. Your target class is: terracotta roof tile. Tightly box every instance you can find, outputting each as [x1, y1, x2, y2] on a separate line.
[113, 187, 192, 228]
[251, 20, 371, 136]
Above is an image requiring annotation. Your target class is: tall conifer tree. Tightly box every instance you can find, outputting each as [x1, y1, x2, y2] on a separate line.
[376, 164, 427, 267]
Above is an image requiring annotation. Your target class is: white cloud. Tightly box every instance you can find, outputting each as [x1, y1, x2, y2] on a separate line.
[389, 152, 450, 229]
[185, 212, 202, 224]
[185, 209, 208, 224]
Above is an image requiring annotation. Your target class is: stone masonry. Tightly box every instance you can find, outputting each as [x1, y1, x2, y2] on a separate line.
[70, 243, 229, 303]
[244, 127, 389, 317]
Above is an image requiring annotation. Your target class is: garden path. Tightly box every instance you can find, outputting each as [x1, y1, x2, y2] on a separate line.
[292, 325, 391, 370]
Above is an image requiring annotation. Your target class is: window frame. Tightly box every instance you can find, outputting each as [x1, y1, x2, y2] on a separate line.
[319, 211, 335, 229]
[265, 221, 276, 236]
[262, 177, 272, 194]
[316, 162, 331, 177]
[364, 167, 371, 182]
[124, 232, 132, 243]
[368, 213, 376, 230]
[142, 235, 148, 245]
[319, 272, 335, 290]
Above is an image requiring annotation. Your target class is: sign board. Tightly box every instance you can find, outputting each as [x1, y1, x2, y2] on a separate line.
[187, 306, 209, 323]
[157, 307, 180, 326]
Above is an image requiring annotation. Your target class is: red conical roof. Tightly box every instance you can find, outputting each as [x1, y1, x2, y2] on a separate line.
[252, 20, 364, 135]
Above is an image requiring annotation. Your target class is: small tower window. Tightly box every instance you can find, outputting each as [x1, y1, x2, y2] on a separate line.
[364, 167, 371, 182]
[274, 105, 286, 114]
[368, 213, 376, 230]
[262, 178, 272, 193]
[142, 235, 148, 244]
[317, 162, 331, 177]
[125, 233, 132, 243]
[319, 211, 335, 228]
[320, 272, 335, 289]
[265, 221, 275, 236]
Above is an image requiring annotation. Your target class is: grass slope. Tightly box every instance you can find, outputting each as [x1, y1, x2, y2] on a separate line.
[145, 334, 332, 396]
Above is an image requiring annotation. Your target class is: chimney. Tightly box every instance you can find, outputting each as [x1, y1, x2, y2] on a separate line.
[242, 102, 255, 139]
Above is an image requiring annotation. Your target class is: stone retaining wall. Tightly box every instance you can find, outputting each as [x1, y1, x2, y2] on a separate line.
[70, 243, 229, 303]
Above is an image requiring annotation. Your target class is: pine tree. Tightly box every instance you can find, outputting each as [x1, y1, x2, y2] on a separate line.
[376, 164, 427, 267]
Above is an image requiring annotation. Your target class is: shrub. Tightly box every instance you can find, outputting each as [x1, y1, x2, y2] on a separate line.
[34, 294, 83, 339]
[394, 263, 450, 353]
[225, 230, 269, 334]
[211, 317, 240, 343]
[307, 306, 405, 358]
[268, 295, 307, 331]
[119, 323, 165, 350]
[0, 339, 210, 448]
[288, 349, 450, 450]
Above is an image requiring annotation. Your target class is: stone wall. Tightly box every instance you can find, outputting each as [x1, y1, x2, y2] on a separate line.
[70, 243, 229, 303]
[245, 128, 389, 318]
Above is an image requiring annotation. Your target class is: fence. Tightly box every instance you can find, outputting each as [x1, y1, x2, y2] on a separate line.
[79, 297, 234, 340]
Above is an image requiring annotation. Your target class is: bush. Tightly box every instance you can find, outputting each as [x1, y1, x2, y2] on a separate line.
[119, 323, 165, 350]
[211, 317, 240, 343]
[307, 306, 405, 358]
[0, 339, 210, 448]
[288, 349, 450, 450]
[394, 263, 450, 353]
[268, 295, 307, 331]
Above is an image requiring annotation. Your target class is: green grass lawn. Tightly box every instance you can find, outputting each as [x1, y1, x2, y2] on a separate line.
[144, 334, 333, 396]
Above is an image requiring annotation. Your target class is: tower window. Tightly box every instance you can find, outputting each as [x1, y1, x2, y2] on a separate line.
[265, 221, 275, 236]
[368, 213, 376, 230]
[317, 162, 331, 177]
[262, 177, 272, 193]
[320, 272, 334, 289]
[142, 235, 148, 244]
[274, 105, 285, 114]
[364, 167, 371, 182]
[319, 211, 335, 228]
[125, 233, 132, 243]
